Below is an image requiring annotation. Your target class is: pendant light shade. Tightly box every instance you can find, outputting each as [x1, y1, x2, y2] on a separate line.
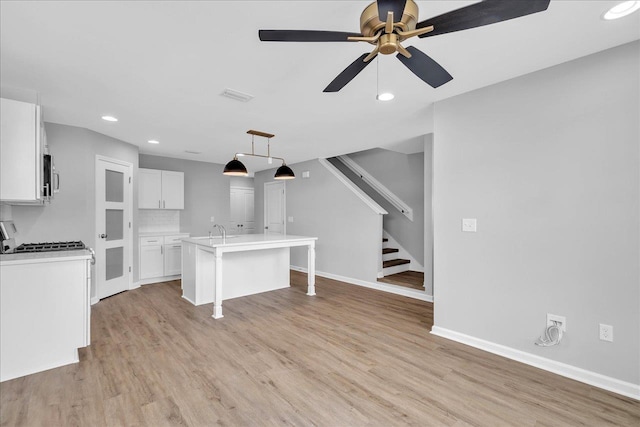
[223, 130, 295, 179]
[223, 156, 248, 176]
[274, 163, 295, 180]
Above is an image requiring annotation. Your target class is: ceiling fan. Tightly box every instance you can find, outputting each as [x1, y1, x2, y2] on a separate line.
[259, 0, 551, 92]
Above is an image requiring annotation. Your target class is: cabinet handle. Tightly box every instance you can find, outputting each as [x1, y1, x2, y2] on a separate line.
[172, 245, 181, 248]
[161, 246, 163, 254]
[99, 233, 108, 239]
[163, 200, 166, 208]
[158, 200, 161, 208]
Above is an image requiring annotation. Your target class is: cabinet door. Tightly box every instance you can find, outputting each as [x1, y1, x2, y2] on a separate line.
[140, 244, 164, 279]
[0, 99, 42, 203]
[161, 171, 184, 209]
[163, 244, 182, 276]
[138, 169, 162, 209]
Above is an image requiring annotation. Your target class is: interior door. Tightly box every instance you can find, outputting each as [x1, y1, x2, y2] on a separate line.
[230, 187, 255, 234]
[264, 181, 285, 234]
[96, 157, 132, 299]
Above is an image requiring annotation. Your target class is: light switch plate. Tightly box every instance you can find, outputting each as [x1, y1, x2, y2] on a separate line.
[302, 171, 310, 179]
[462, 218, 477, 232]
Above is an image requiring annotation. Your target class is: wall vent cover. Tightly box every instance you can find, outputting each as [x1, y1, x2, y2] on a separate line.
[221, 88, 254, 102]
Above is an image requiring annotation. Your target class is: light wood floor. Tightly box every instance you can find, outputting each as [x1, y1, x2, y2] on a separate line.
[1, 271, 638, 426]
[378, 270, 425, 291]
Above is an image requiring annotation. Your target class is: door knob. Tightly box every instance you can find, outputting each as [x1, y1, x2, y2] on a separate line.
[99, 233, 108, 239]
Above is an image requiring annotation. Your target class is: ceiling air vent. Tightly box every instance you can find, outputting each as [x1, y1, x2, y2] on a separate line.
[221, 88, 254, 102]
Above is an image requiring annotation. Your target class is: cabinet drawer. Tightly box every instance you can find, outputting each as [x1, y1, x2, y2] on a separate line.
[140, 236, 163, 246]
[164, 235, 188, 244]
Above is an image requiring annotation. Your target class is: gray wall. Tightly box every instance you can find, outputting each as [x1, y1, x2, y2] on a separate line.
[337, 148, 425, 265]
[139, 154, 232, 237]
[255, 159, 382, 283]
[433, 41, 639, 384]
[8, 123, 139, 300]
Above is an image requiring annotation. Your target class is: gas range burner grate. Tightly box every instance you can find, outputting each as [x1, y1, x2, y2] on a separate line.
[14, 241, 86, 253]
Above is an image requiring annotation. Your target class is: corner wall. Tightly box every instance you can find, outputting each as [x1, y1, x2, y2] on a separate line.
[432, 41, 639, 390]
[255, 159, 382, 284]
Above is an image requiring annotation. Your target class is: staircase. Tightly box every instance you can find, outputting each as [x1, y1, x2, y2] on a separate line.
[381, 238, 411, 276]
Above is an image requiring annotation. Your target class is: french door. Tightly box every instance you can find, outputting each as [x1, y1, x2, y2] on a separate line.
[95, 156, 132, 299]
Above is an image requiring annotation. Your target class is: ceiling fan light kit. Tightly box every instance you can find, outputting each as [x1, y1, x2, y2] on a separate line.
[223, 130, 295, 180]
[603, 1, 640, 20]
[258, 0, 551, 92]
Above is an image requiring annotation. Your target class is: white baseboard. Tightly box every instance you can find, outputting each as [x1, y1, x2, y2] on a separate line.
[291, 265, 433, 302]
[130, 281, 140, 290]
[90, 296, 99, 305]
[431, 326, 640, 401]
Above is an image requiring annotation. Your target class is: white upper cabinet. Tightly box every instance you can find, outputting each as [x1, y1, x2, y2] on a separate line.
[0, 98, 45, 204]
[138, 168, 184, 209]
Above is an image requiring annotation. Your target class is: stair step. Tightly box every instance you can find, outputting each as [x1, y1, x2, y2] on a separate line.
[383, 259, 410, 268]
[382, 248, 399, 255]
[382, 238, 388, 242]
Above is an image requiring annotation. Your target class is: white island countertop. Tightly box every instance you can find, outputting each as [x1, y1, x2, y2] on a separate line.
[182, 234, 317, 250]
[181, 234, 317, 319]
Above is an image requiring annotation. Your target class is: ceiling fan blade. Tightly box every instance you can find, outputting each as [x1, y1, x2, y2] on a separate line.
[396, 46, 452, 88]
[259, 30, 362, 42]
[416, 0, 551, 38]
[324, 53, 376, 93]
[377, 0, 407, 22]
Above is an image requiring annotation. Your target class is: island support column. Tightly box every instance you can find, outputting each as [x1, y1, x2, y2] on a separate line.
[212, 250, 224, 319]
[307, 241, 316, 296]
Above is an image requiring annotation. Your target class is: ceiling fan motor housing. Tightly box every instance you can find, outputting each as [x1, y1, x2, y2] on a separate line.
[360, 0, 419, 40]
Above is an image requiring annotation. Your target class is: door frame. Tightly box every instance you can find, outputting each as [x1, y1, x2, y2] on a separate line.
[94, 155, 134, 303]
[264, 181, 286, 234]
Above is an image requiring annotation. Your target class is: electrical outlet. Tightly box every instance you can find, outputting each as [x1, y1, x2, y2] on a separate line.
[210, 216, 215, 223]
[599, 324, 613, 342]
[547, 313, 566, 332]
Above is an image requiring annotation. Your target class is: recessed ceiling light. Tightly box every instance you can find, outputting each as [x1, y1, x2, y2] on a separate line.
[147, 140, 160, 144]
[101, 115, 118, 122]
[603, 1, 640, 19]
[376, 92, 395, 101]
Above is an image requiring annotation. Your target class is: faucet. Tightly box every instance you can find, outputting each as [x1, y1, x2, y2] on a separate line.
[212, 224, 227, 243]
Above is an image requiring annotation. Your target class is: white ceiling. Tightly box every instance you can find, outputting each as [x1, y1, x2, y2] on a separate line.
[1, 1, 638, 171]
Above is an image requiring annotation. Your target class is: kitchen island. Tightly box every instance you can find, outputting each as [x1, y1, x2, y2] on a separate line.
[181, 234, 317, 319]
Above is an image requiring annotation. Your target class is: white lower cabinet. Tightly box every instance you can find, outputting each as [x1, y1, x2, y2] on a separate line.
[139, 234, 188, 283]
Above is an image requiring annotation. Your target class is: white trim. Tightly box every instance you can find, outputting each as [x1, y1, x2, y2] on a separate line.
[291, 265, 433, 302]
[130, 281, 141, 290]
[430, 326, 640, 401]
[318, 158, 387, 215]
[91, 296, 99, 305]
[336, 155, 412, 220]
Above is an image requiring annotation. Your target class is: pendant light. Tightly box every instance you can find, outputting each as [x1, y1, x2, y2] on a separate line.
[223, 130, 295, 179]
[223, 156, 248, 176]
[274, 163, 295, 180]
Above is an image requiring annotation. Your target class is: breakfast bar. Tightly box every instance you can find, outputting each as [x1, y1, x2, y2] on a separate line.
[181, 234, 317, 319]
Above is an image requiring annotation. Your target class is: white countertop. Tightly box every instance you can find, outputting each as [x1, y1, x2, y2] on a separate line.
[182, 234, 317, 249]
[0, 249, 92, 265]
[139, 231, 190, 237]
